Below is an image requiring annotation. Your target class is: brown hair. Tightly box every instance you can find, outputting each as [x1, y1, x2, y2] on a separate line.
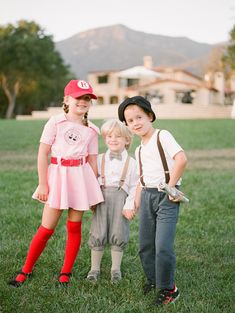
[83, 112, 88, 126]
[62, 102, 69, 113]
[62, 101, 89, 127]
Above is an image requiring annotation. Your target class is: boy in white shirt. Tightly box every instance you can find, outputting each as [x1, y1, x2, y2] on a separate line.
[87, 119, 139, 283]
[118, 96, 187, 306]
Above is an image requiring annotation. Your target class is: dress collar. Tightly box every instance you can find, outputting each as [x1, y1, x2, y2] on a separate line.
[53, 113, 100, 134]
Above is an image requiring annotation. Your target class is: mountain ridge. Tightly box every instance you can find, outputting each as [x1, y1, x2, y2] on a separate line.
[55, 24, 220, 79]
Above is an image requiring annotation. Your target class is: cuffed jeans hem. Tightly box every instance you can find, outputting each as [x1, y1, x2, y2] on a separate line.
[156, 283, 175, 290]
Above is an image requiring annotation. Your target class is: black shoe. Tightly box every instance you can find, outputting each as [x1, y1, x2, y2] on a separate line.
[8, 271, 32, 287]
[143, 282, 155, 295]
[154, 285, 180, 306]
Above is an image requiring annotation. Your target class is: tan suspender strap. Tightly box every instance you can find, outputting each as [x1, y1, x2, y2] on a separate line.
[157, 130, 170, 183]
[101, 153, 131, 188]
[118, 155, 131, 188]
[138, 146, 145, 187]
[101, 153, 106, 187]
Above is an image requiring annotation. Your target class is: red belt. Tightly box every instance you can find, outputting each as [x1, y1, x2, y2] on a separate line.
[51, 156, 88, 166]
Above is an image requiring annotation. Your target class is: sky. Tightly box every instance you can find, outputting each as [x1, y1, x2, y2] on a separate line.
[0, 0, 234, 44]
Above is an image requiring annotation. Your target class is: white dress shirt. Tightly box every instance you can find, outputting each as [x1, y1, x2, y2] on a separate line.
[97, 149, 139, 210]
[135, 129, 183, 188]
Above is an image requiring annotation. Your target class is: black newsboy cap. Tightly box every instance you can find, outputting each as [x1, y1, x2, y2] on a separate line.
[118, 96, 156, 123]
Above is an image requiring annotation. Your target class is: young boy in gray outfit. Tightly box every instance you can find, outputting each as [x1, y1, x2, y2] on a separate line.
[87, 119, 139, 282]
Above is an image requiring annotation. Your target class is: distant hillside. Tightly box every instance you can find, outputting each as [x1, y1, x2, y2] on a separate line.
[55, 24, 218, 79]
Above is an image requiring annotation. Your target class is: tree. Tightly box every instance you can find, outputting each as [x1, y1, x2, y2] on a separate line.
[203, 45, 226, 74]
[0, 20, 72, 118]
[223, 25, 235, 74]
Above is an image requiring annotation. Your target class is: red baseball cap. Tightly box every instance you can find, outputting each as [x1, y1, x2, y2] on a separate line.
[64, 80, 97, 99]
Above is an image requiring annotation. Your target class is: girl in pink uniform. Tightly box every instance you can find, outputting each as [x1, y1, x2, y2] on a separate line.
[8, 80, 104, 287]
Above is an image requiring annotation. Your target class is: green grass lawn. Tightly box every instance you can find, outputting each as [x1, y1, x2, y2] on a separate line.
[0, 119, 235, 313]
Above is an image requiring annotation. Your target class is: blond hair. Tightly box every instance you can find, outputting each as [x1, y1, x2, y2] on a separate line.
[101, 119, 133, 149]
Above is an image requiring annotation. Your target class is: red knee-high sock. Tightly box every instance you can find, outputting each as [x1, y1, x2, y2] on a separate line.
[16, 225, 54, 283]
[59, 220, 82, 283]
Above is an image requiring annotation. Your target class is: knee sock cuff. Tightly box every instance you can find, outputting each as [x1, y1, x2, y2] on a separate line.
[40, 225, 54, 234]
[66, 220, 82, 232]
[39, 225, 54, 239]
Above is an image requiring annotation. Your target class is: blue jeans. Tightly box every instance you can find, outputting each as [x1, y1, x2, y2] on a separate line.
[139, 188, 179, 289]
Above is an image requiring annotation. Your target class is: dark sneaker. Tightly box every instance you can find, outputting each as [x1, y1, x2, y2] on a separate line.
[154, 285, 180, 306]
[143, 282, 156, 295]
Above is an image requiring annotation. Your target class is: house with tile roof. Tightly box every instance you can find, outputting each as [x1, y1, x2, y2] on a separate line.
[87, 57, 225, 107]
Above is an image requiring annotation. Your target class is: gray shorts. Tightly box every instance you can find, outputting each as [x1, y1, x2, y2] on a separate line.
[88, 187, 130, 251]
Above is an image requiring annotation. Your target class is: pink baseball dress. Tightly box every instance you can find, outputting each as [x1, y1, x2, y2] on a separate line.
[32, 113, 104, 210]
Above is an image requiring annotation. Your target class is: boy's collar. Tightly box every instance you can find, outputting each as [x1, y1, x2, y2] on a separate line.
[141, 128, 157, 146]
[106, 149, 127, 157]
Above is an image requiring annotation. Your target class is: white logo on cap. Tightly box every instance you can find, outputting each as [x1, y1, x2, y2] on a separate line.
[77, 80, 89, 89]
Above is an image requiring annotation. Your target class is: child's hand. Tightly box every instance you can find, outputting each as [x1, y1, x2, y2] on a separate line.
[169, 190, 185, 202]
[122, 209, 135, 220]
[36, 183, 49, 203]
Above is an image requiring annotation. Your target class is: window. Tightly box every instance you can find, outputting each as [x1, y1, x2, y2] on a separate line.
[110, 96, 118, 104]
[127, 78, 139, 87]
[118, 78, 139, 87]
[175, 90, 193, 104]
[97, 75, 109, 84]
[97, 96, 104, 104]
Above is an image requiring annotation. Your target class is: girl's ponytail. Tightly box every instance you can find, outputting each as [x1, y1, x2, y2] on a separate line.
[63, 102, 69, 114]
[83, 111, 89, 126]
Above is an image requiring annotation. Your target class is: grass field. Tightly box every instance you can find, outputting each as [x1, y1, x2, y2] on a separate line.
[0, 119, 235, 313]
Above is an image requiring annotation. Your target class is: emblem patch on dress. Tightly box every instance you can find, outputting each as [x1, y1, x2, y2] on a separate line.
[64, 128, 81, 145]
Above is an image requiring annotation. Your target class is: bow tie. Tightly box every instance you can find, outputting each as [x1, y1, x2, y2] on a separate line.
[109, 152, 122, 161]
